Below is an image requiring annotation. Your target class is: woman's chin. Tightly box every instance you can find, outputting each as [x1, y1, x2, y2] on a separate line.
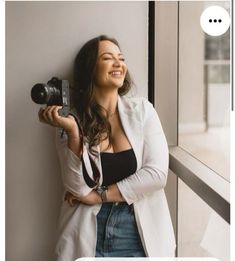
[110, 79, 124, 88]
[97, 80, 124, 91]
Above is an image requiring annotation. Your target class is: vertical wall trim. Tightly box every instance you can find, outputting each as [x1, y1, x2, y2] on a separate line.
[231, 0, 234, 111]
[176, 2, 179, 147]
[148, 1, 155, 105]
[175, 2, 180, 256]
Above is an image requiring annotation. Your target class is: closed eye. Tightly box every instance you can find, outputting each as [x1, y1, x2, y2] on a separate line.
[103, 57, 125, 62]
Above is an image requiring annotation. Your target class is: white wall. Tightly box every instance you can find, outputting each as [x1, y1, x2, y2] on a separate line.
[6, 2, 148, 261]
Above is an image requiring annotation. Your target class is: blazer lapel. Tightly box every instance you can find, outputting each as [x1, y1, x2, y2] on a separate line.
[117, 95, 143, 171]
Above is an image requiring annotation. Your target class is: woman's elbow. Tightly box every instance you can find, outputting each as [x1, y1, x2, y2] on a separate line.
[152, 168, 168, 189]
[62, 171, 92, 198]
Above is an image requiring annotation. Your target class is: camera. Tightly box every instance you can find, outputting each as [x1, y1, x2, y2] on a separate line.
[31, 77, 70, 117]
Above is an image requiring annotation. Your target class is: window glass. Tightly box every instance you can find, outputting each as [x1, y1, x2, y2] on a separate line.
[178, 180, 230, 260]
[178, 1, 230, 181]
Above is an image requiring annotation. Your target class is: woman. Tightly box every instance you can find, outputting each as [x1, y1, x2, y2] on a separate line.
[38, 35, 176, 261]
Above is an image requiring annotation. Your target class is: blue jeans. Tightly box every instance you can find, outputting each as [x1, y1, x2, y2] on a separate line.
[95, 202, 146, 257]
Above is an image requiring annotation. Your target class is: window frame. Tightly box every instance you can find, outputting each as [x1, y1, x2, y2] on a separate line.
[150, 1, 230, 254]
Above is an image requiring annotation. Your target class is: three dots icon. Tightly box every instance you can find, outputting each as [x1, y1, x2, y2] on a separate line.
[209, 19, 222, 23]
[200, 6, 230, 36]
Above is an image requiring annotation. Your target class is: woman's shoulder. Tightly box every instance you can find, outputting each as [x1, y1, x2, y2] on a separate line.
[120, 95, 154, 113]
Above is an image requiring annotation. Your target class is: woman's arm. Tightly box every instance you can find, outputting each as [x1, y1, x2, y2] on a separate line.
[56, 128, 94, 198]
[66, 123, 82, 158]
[115, 100, 169, 205]
[65, 100, 168, 206]
[65, 183, 124, 206]
[37, 105, 94, 198]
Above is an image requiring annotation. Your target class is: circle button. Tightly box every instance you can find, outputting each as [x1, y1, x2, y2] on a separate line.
[200, 6, 230, 36]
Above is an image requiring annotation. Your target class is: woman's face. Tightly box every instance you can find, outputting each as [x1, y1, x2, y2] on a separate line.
[93, 40, 127, 91]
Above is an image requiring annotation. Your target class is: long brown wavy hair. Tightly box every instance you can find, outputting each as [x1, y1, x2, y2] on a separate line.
[72, 35, 133, 156]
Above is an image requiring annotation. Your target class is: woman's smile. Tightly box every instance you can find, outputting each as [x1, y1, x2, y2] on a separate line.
[109, 70, 123, 78]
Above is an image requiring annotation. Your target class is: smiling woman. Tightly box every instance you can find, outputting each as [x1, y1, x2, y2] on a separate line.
[38, 35, 176, 260]
[94, 40, 128, 95]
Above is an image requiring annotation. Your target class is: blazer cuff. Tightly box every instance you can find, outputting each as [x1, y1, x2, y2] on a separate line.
[116, 179, 138, 205]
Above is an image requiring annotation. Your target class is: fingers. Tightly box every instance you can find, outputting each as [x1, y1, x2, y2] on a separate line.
[38, 105, 62, 126]
[38, 107, 46, 123]
[64, 191, 80, 207]
[64, 191, 74, 207]
[68, 196, 75, 207]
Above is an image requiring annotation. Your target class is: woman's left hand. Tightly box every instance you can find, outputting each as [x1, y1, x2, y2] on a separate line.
[65, 190, 102, 207]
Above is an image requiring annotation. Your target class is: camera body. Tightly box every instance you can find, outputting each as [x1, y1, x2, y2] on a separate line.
[31, 77, 70, 117]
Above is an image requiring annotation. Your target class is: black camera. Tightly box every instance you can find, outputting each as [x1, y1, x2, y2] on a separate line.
[31, 77, 70, 117]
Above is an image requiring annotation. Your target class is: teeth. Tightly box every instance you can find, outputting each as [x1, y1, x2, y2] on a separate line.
[111, 71, 121, 75]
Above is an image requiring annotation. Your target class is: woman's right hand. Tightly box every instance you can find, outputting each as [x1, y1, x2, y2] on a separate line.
[38, 105, 78, 137]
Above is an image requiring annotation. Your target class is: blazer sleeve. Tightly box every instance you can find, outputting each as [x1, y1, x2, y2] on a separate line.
[55, 128, 93, 198]
[116, 99, 169, 205]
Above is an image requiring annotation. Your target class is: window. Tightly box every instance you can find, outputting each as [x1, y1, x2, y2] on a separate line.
[178, 1, 230, 181]
[178, 180, 230, 260]
[154, 1, 230, 259]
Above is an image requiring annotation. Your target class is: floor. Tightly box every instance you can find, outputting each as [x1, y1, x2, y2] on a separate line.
[179, 126, 230, 181]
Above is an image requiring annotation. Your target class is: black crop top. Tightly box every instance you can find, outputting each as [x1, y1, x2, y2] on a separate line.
[100, 148, 137, 186]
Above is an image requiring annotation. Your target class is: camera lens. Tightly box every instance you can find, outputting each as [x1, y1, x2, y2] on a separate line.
[31, 83, 61, 105]
[31, 84, 47, 104]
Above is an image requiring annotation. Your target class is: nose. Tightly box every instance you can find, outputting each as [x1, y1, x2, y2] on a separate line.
[113, 57, 121, 67]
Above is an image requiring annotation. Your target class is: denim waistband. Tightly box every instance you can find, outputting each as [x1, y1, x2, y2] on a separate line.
[102, 201, 128, 205]
[102, 202, 130, 206]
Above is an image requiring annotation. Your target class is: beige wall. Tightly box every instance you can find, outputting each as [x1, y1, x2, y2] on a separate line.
[6, 2, 148, 261]
[155, 1, 178, 146]
[154, 2, 179, 238]
[178, 2, 205, 133]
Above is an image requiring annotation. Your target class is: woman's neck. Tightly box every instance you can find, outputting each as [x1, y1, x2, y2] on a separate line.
[95, 90, 118, 116]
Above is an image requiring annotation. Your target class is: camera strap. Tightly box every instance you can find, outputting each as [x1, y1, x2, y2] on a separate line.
[67, 112, 101, 188]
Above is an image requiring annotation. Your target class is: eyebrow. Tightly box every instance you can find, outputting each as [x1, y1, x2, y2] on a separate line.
[99, 52, 124, 58]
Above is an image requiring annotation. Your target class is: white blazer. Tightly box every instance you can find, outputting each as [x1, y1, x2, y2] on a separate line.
[55, 95, 176, 261]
